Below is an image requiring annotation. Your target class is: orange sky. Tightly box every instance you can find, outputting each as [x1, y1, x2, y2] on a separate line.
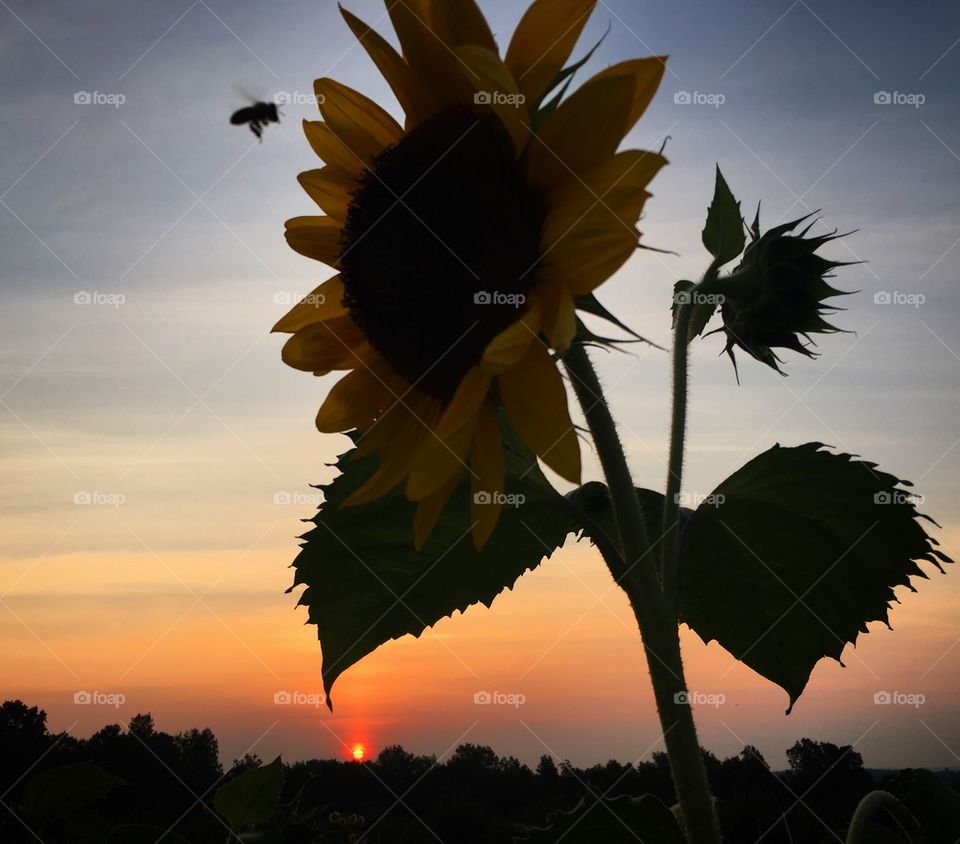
[3, 518, 958, 769]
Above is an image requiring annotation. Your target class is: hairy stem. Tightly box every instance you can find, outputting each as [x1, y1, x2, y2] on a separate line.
[662, 299, 693, 606]
[563, 342, 721, 844]
[662, 265, 719, 609]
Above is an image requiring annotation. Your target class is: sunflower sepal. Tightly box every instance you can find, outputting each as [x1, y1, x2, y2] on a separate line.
[575, 293, 665, 350]
[530, 22, 612, 132]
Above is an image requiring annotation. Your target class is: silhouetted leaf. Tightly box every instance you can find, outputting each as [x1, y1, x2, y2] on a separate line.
[513, 792, 685, 842]
[290, 421, 576, 706]
[214, 756, 283, 831]
[702, 166, 745, 265]
[22, 762, 125, 822]
[680, 444, 951, 710]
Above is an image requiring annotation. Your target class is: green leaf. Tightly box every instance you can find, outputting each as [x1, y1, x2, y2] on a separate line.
[290, 420, 576, 706]
[214, 756, 283, 831]
[671, 280, 719, 343]
[22, 762, 125, 822]
[701, 165, 745, 265]
[679, 444, 951, 711]
[513, 792, 686, 843]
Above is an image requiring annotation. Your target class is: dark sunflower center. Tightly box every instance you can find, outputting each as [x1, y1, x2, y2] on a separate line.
[339, 107, 544, 400]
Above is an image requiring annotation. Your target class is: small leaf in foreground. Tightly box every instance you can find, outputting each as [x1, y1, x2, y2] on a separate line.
[513, 792, 685, 843]
[214, 755, 283, 831]
[22, 762, 125, 823]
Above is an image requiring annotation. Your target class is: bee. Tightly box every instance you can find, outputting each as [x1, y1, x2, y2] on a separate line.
[230, 100, 281, 141]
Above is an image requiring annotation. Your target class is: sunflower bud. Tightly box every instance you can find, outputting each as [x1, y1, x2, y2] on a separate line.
[713, 210, 854, 377]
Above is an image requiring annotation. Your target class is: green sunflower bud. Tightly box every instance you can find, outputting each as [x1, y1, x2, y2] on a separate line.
[713, 209, 855, 378]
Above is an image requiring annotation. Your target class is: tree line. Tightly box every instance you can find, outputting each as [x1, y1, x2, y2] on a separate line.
[1, 699, 957, 842]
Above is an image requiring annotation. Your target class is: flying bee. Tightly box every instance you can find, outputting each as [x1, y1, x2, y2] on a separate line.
[230, 100, 281, 141]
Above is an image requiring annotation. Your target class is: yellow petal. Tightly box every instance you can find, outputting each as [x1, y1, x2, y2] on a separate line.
[285, 216, 343, 266]
[315, 77, 403, 161]
[470, 402, 505, 549]
[406, 368, 492, 500]
[540, 224, 639, 296]
[544, 150, 667, 238]
[454, 45, 529, 152]
[527, 74, 635, 190]
[587, 57, 668, 133]
[314, 363, 392, 432]
[480, 299, 541, 374]
[430, 0, 497, 51]
[272, 276, 348, 333]
[535, 152, 666, 296]
[505, 0, 597, 108]
[498, 343, 581, 483]
[345, 408, 431, 506]
[298, 167, 357, 223]
[536, 279, 577, 350]
[281, 316, 368, 374]
[339, 6, 430, 124]
[386, 0, 472, 112]
[413, 472, 460, 549]
[303, 120, 368, 175]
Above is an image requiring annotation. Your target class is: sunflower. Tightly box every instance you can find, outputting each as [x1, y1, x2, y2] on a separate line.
[274, 0, 667, 549]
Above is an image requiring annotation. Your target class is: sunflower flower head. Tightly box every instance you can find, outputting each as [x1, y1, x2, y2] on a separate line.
[715, 210, 854, 377]
[274, 0, 667, 549]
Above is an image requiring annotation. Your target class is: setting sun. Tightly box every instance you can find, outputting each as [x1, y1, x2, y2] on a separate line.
[351, 744, 366, 762]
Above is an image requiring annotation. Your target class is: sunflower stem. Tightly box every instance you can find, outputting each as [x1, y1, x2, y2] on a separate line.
[563, 342, 721, 844]
[662, 263, 720, 610]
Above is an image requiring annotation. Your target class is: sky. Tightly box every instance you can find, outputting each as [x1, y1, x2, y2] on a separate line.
[1, 0, 959, 775]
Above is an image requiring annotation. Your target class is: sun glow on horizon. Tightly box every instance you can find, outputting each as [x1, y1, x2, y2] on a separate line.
[351, 743, 366, 761]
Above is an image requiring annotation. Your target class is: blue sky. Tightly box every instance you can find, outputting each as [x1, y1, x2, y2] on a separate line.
[2, 0, 959, 770]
